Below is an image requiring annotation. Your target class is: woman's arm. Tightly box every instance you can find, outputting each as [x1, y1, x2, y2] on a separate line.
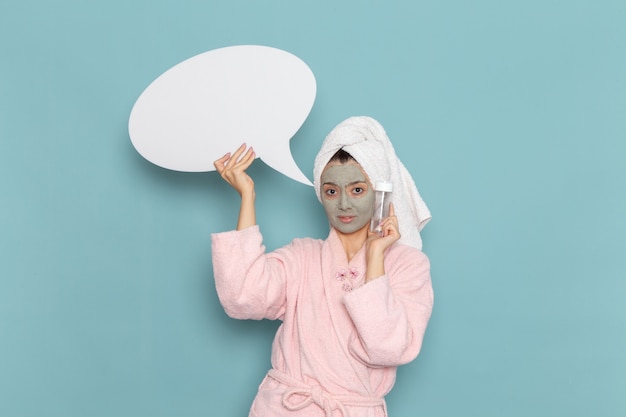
[212, 226, 290, 320]
[213, 144, 256, 230]
[212, 144, 295, 320]
[344, 249, 433, 367]
[348, 204, 433, 367]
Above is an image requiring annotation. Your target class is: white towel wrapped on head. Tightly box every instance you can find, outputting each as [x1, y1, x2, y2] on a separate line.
[313, 116, 431, 250]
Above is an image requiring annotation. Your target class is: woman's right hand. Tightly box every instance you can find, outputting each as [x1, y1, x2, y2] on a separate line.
[214, 144, 256, 197]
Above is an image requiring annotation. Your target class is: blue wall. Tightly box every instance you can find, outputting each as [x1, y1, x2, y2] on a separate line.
[1, 1, 625, 416]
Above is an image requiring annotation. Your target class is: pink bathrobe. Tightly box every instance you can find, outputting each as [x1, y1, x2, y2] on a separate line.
[211, 225, 433, 417]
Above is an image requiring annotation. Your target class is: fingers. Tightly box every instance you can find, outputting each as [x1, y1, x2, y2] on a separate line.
[213, 144, 255, 174]
[378, 205, 400, 239]
[213, 144, 257, 197]
[366, 208, 401, 255]
[213, 152, 231, 173]
[228, 143, 248, 166]
[237, 146, 256, 170]
[380, 219, 399, 238]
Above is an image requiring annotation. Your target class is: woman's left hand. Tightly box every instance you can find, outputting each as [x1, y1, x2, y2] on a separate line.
[364, 203, 400, 282]
[367, 203, 401, 252]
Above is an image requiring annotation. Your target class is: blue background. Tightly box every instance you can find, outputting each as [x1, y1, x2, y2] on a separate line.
[1, 1, 625, 416]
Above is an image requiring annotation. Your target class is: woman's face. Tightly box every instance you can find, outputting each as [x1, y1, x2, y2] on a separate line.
[320, 161, 375, 235]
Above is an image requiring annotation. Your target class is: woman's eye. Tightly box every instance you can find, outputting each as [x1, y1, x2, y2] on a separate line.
[325, 189, 337, 196]
[352, 187, 364, 194]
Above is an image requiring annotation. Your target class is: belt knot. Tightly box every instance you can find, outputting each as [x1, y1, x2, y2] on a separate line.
[267, 369, 385, 417]
[282, 384, 347, 417]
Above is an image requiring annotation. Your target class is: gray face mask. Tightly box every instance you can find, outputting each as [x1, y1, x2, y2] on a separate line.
[320, 162, 375, 234]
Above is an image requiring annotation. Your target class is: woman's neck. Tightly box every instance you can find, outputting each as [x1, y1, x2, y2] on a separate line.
[335, 224, 369, 262]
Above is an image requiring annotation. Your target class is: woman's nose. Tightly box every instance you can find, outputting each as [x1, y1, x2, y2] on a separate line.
[338, 193, 352, 210]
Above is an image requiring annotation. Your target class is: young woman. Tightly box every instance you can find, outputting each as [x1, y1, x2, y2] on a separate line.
[211, 116, 433, 417]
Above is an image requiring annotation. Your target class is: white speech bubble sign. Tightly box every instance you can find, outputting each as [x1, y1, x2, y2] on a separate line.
[128, 45, 316, 186]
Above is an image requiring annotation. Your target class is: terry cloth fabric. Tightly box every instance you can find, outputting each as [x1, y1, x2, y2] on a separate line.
[211, 225, 433, 416]
[313, 116, 431, 250]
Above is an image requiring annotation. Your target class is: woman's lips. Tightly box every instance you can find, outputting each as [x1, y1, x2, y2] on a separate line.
[338, 216, 355, 223]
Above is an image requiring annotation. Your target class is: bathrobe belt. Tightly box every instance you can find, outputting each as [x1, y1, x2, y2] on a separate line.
[268, 369, 386, 417]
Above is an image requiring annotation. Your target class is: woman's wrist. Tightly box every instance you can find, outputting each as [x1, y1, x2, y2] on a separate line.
[365, 249, 385, 282]
[236, 191, 256, 230]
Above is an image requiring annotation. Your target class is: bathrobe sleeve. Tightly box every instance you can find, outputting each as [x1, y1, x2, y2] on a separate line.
[211, 225, 303, 321]
[342, 246, 433, 368]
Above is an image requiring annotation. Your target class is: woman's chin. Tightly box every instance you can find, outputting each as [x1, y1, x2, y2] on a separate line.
[332, 220, 370, 236]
